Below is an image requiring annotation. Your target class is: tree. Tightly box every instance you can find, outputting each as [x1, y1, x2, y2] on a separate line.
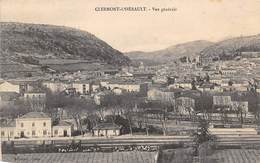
[101, 93, 123, 123]
[167, 77, 175, 85]
[46, 91, 99, 135]
[228, 80, 233, 86]
[64, 98, 97, 135]
[101, 92, 142, 135]
[193, 118, 216, 153]
[83, 113, 100, 132]
[251, 93, 260, 125]
[120, 93, 141, 135]
[45, 91, 68, 120]
[232, 91, 259, 124]
[158, 106, 168, 136]
[205, 73, 210, 82]
[146, 108, 168, 136]
[191, 79, 196, 90]
[233, 105, 247, 124]
[136, 106, 150, 136]
[185, 106, 195, 121]
[0, 102, 28, 120]
[195, 93, 213, 121]
[96, 106, 106, 121]
[220, 108, 229, 124]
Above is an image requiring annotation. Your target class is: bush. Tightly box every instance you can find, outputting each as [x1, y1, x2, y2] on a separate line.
[71, 130, 81, 136]
[148, 125, 163, 135]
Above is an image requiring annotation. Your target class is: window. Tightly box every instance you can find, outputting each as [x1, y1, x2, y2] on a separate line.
[20, 131, 25, 138]
[43, 122, 46, 127]
[54, 130, 58, 135]
[21, 123, 24, 128]
[10, 131, 13, 137]
[83, 84, 86, 94]
[63, 130, 67, 136]
[32, 122, 35, 127]
[32, 130, 36, 136]
[43, 130, 47, 135]
[1, 131, 4, 137]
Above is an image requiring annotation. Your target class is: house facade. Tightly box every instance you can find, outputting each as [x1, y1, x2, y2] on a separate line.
[0, 112, 72, 139]
[93, 123, 121, 137]
[52, 121, 73, 137]
[42, 81, 70, 92]
[15, 112, 52, 138]
[23, 92, 47, 111]
[0, 81, 20, 93]
[147, 88, 175, 103]
[176, 97, 195, 115]
[0, 80, 36, 94]
[72, 81, 90, 94]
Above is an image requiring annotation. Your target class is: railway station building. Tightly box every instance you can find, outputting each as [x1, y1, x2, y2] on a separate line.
[92, 123, 121, 137]
[0, 112, 72, 139]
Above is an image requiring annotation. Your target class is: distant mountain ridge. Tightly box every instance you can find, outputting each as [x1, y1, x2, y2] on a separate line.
[200, 34, 260, 59]
[126, 34, 260, 65]
[125, 40, 214, 64]
[0, 22, 130, 66]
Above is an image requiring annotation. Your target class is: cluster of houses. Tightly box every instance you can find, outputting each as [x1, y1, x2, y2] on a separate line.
[1, 54, 260, 140]
[0, 78, 149, 106]
[147, 87, 250, 115]
[0, 111, 122, 140]
[0, 77, 146, 139]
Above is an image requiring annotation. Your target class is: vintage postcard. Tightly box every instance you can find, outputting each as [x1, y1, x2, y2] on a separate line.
[0, 0, 260, 162]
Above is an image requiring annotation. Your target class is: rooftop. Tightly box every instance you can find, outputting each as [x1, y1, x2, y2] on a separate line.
[54, 121, 72, 127]
[19, 112, 50, 119]
[24, 89, 46, 94]
[93, 123, 121, 130]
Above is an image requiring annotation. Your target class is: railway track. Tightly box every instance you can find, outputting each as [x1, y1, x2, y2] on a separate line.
[2, 135, 260, 146]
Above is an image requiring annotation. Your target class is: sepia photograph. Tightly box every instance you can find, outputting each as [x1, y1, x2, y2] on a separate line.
[0, 0, 260, 162]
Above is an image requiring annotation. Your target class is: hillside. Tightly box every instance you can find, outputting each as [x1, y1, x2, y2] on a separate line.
[0, 22, 130, 66]
[200, 34, 260, 60]
[125, 40, 213, 64]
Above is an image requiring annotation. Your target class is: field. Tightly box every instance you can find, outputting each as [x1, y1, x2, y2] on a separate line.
[3, 151, 157, 163]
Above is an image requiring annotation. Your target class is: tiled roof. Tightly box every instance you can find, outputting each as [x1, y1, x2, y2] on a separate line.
[54, 121, 72, 126]
[19, 112, 50, 119]
[93, 123, 121, 130]
[24, 89, 45, 94]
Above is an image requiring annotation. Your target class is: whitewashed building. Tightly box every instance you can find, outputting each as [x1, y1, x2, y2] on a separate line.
[93, 123, 121, 137]
[52, 121, 73, 137]
[0, 112, 72, 139]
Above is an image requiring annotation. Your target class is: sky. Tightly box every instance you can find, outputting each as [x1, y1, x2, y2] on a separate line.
[1, 0, 260, 52]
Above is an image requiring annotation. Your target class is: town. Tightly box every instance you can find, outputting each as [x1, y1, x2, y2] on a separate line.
[1, 50, 260, 162]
